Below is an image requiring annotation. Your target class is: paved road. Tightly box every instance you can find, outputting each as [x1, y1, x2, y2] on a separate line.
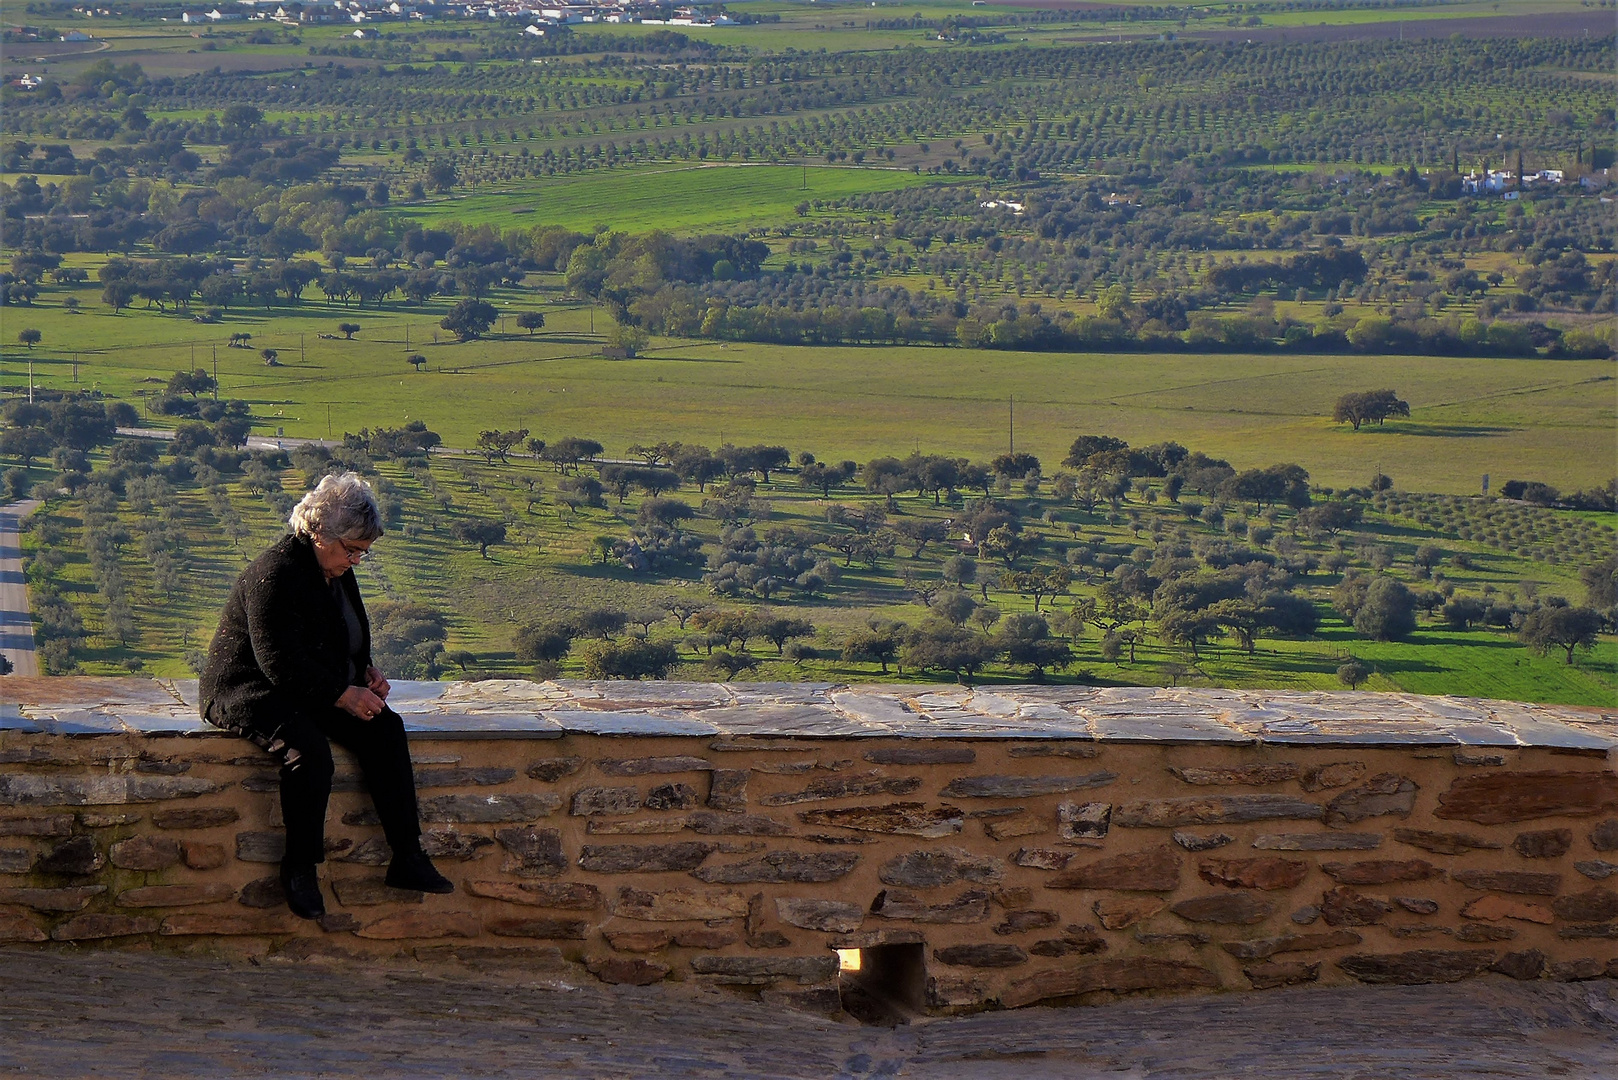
[0, 948, 1614, 1079]
[0, 499, 39, 677]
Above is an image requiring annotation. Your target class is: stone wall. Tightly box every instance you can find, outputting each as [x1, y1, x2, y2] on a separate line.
[3, 677, 1617, 1014]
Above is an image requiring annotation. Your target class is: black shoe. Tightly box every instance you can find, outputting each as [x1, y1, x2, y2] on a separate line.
[280, 861, 326, 920]
[386, 849, 454, 894]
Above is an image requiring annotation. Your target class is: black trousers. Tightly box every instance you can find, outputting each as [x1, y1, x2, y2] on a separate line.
[253, 705, 423, 866]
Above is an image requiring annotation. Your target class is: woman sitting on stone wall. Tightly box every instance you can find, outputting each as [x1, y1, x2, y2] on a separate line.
[199, 471, 452, 918]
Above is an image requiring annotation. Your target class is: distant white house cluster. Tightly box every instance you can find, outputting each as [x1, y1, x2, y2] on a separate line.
[174, 1, 738, 28]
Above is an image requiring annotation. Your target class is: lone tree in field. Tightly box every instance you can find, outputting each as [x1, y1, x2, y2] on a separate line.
[1333, 389, 1410, 431]
[337, 322, 361, 339]
[441, 298, 498, 342]
[17, 329, 40, 349]
[517, 311, 545, 335]
[1519, 605, 1604, 664]
[1352, 577, 1418, 641]
[1337, 659, 1371, 689]
[451, 518, 506, 558]
[406, 353, 427, 372]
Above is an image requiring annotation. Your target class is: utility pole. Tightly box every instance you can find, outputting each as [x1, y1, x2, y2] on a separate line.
[1008, 395, 1014, 456]
[326, 404, 332, 441]
[301, 333, 306, 364]
[212, 346, 218, 401]
[28, 357, 34, 404]
[72, 353, 78, 384]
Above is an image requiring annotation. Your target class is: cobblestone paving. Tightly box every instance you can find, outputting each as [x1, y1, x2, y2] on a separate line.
[3, 949, 1616, 1079]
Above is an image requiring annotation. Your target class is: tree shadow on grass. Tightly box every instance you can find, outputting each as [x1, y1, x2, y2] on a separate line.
[1359, 423, 1514, 439]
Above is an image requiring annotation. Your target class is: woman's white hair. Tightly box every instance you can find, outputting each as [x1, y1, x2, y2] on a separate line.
[288, 471, 383, 542]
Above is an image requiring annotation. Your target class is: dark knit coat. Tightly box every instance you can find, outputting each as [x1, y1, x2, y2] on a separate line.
[199, 533, 372, 730]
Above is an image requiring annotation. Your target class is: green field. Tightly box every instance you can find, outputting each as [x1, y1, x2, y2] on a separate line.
[399, 164, 942, 234]
[6, 285, 1613, 495]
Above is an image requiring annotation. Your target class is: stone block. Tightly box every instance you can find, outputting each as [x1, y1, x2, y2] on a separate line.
[320, 913, 360, 933]
[1221, 930, 1362, 960]
[985, 814, 1044, 841]
[994, 910, 1059, 935]
[1551, 888, 1618, 923]
[341, 838, 392, 866]
[79, 812, 142, 828]
[644, 783, 699, 811]
[526, 757, 584, 782]
[676, 811, 782, 837]
[1395, 897, 1440, 914]
[588, 957, 670, 986]
[1244, 961, 1321, 989]
[611, 887, 750, 922]
[760, 776, 922, 806]
[1452, 870, 1560, 896]
[151, 807, 240, 830]
[464, 880, 601, 909]
[1094, 897, 1165, 930]
[864, 747, 976, 765]
[1558, 923, 1618, 939]
[776, 897, 864, 933]
[1492, 949, 1547, 980]
[1014, 848, 1072, 870]
[331, 878, 424, 907]
[1391, 829, 1502, 855]
[1001, 958, 1219, 1009]
[797, 803, 962, 838]
[674, 928, 738, 948]
[695, 850, 860, 884]
[0, 775, 222, 807]
[1319, 887, 1394, 927]
[1455, 924, 1517, 943]
[0, 912, 48, 943]
[1299, 762, 1368, 792]
[1169, 764, 1300, 786]
[1324, 774, 1417, 827]
[938, 772, 1117, 799]
[871, 888, 992, 924]
[1197, 857, 1309, 891]
[1590, 820, 1618, 851]
[181, 841, 228, 870]
[1575, 860, 1618, 880]
[1171, 894, 1275, 925]
[414, 768, 516, 788]
[38, 835, 104, 876]
[418, 794, 560, 824]
[1552, 958, 1607, 981]
[1114, 795, 1322, 829]
[571, 787, 642, 816]
[706, 770, 749, 813]
[237, 877, 286, 909]
[1058, 801, 1111, 841]
[1460, 895, 1554, 924]
[878, 847, 1003, 888]
[1320, 860, 1441, 885]
[420, 829, 494, 860]
[579, 842, 714, 874]
[604, 929, 670, 952]
[1253, 833, 1382, 851]
[1029, 926, 1109, 957]
[235, 831, 286, 863]
[1513, 829, 1573, 859]
[597, 756, 713, 776]
[1173, 832, 1235, 852]
[935, 944, 1028, 968]
[487, 917, 589, 940]
[587, 818, 688, 836]
[0, 814, 73, 837]
[1435, 771, 1618, 825]
[355, 912, 480, 940]
[1007, 744, 1099, 759]
[761, 986, 844, 1017]
[160, 913, 296, 936]
[1337, 949, 1498, 985]
[689, 955, 837, 984]
[109, 836, 182, 871]
[1046, 845, 1181, 892]
[52, 914, 160, 941]
[116, 884, 235, 908]
[495, 827, 566, 876]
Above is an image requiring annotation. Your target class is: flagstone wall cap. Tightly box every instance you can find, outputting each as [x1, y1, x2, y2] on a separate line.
[2, 677, 1614, 748]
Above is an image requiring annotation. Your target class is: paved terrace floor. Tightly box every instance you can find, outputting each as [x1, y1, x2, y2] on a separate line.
[1, 948, 1616, 1079]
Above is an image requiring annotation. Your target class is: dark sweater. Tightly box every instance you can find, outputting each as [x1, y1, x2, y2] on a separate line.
[199, 533, 373, 730]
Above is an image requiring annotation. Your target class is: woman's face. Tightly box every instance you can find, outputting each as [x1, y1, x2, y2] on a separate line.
[311, 534, 373, 579]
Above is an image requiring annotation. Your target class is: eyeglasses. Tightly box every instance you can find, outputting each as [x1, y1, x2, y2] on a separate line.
[339, 540, 371, 562]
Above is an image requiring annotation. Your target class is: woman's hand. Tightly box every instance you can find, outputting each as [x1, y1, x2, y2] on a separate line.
[365, 666, 391, 701]
[337, 684, 387, 721]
